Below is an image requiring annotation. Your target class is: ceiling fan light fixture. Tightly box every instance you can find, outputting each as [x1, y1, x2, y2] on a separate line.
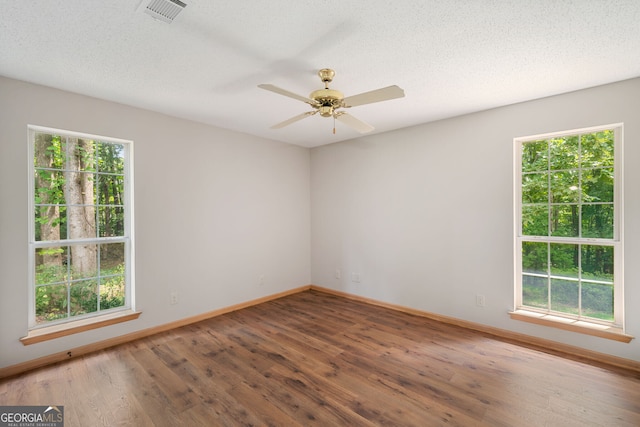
[319, 106, 334, 117]
[142, 0, 187, 23]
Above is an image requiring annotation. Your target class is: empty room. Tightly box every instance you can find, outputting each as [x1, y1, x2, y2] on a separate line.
[1, 1, 639, 426]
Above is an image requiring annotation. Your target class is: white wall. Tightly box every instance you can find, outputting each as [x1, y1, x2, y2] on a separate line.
[311, 78, 640, 362]
[0, 76, 311, 368]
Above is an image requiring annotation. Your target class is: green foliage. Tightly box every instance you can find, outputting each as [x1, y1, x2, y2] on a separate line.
[521, 130, 614, 239]
[522, 275, 547, 309]
[521, 140, 548, 172]
[35, 283, 67, 322]
[582, 282, 614, 319]
[550, 279, 579, 314]
[522, 242, 547, 274]
[521, 205, 548, 236]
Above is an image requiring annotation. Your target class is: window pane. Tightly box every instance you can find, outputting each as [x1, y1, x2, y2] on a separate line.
[70, 243, 98, 279]
[97, 173, 124, 205]
[550, 278, 579, 315]
[67, 138, 96, 172]
[522, 140, 548, 172]
[522, 205, 548, 236]
[34, 205, 66, 242]
[66, 206, 97, 239]
[550, 135, 579, 170]
[581, 131, 614, 168]
[98, 206, 125, 237]
[70, 279, 98, 317]
[581, 245, 614, 282]
[522, 242, 547, 275]
[523, 275, 548, 309]
[34, 133, 65, 170]
[35, 283, 67, 324]
[65, 171, 96, 203]
[100, 242, 125, 275]
[99, 243, 126, 310]
[582, 204, 614, 238]
[34, 169, 65, 205]
[522, 172, 548, 203]
[582, 282, 614, 321]
[550, 205, 579, 237]
[35, 247, 68, 285]
[550, 243, 578, 279]
[101, 274, 126, 310]
[550, 170, 579, 203]
[97, 142, 125, 174]
[582, 168, 613, 203]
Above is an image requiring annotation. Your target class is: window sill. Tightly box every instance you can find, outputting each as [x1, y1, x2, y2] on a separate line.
[20, 310, 142, 345]
[509, 310, 633, 343]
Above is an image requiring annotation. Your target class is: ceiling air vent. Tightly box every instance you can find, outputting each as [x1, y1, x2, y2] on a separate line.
[143, 0, 187, 23]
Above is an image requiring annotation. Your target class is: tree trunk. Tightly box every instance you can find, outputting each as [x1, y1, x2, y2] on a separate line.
[66, 137, 97, 276]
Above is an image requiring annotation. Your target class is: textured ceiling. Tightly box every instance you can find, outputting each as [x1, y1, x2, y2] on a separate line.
[1, 0, 640, 148]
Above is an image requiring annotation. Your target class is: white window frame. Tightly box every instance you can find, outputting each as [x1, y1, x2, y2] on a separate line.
[514, 124, 624, 329]
[27, 125, 135, 331]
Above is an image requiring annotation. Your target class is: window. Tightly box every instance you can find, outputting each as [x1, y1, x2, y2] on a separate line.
[514, 124, 623, 329]
[28, 126, 134, 331]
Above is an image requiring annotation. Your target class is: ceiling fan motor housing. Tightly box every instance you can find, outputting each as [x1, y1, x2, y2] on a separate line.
[309, 88, 344, 116]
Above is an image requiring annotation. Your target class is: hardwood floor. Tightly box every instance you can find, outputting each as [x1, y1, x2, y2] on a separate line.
[1, 290, 639, 426]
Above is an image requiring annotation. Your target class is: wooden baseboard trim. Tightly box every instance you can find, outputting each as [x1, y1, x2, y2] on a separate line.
[310, 285, 640, 374]
[0, 285, 311, 379]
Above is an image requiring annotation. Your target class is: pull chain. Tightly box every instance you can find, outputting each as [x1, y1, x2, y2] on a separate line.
[333, 115, 336, 134]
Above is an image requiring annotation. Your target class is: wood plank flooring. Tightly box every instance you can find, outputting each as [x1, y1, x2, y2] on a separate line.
[1, 290, 639, 426]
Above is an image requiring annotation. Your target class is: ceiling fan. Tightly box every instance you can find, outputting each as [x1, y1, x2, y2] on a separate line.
[258, 68, 405, 134]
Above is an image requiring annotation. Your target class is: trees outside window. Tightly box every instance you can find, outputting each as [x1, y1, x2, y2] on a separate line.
[29, 126, 133, 327]
[515, 125, 623, 326]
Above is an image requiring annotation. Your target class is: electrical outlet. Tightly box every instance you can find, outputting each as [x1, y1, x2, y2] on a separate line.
[335, 269, 341, 279]
[351, 273, 361, 283]
[170, 292, 178, 305]
[476, 294, 485, 307]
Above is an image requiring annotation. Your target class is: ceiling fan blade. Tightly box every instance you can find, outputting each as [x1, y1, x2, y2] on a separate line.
[271, 111, 317, 129]
[342, 85, 405, 107]
[258, 84, 319, 106]
[335, 112, 374, 133]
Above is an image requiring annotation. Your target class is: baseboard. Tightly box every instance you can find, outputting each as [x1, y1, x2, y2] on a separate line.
[309, 285, 640, 374]
[0, 285, 312, 379]
[2, 283, 638, 379]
